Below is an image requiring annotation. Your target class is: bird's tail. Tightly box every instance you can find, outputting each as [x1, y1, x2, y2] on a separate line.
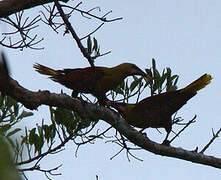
[33, 63, 59, 76]
[181, 74, 212, 93]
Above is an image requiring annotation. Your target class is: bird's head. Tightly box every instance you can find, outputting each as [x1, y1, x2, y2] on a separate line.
[118, 63, 151, 79]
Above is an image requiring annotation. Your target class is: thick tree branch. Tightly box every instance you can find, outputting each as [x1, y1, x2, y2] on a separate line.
[0, 77, 221, 169]
[0, 0, 69, 18]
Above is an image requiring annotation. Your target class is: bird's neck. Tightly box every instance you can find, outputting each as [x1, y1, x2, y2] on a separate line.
[109, 65, 130, 79]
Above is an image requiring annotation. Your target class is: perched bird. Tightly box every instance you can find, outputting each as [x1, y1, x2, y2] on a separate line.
[33, 63, 150, 104]
[110, 74, 212, 144]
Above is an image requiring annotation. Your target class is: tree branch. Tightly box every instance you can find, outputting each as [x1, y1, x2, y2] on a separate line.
[0, 0, 69, 18]
[200, 128, 221, 154]
[54, 0, 94, 67]
[0, 77, 221, 169]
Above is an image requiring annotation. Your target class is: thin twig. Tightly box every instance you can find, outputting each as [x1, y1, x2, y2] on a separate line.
[80, 23, 104, 40]
[200, 128, 221, 154]
[19, 164, 62, 180]
[169, 115, 197, 144]
[92, 51, 111, 60]
[61, 4, 123, 22]
[54, 0, 94, 67]
[108, 132, 142, 161]
[16, 134, 73, 166]
[0, 13, 43, 50]
[75, 126, 112, 146]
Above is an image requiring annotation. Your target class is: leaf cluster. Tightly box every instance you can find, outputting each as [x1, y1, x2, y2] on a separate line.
[110, 59, 179, 102]
[86, 36, 103, 62]
[0, 95, 33, 150]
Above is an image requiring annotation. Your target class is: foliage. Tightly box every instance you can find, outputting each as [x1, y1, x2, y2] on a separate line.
[0, 1, 218, 180]
[0, 57, 179, 178]
[110, 58, 179, 102]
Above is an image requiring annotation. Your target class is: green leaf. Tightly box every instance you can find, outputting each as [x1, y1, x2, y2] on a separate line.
[170, 75, 179, 82]
[43, 124, 55, 143]
[0, 124, 11, 134]
[124, 79, 129, 95]
[5, 96, 17, 109]
[132, 75, 138, 81]
[33, 135, 43, 153]
[21, 136, 28, 145]
[87, 36, 92, 54]
[130, 78, 142, 92]
[9, 114, 16, 122]
[167, 85, 177, 92]
[159, 73, 167, 85]
[37, 125, 44, 142]
[29, 133, 38, 146]
[173, 76, 179, 86]
[78, 118, 93, 129]
[166, 68, 171, 77]
[49, 124, 56, 139]
[54, 107, 73, 125]
[152, 58, 156, 70]
[144, 68, 152, 88]
[152, 81, 160, 93]
[29, 128, 36, 145]
[93, 37, 98, 51]
[13, 103, 19, 117]
[145, 68, 152, 79]
[18, 110, 33, 120]
[96, 46, 100, 56]
[113, 81, 125, 95]
[6, 128, 21, 137]
[113, 87, 124, 95]
[0, 95, 4, 108]
[119, 80, 125, 90]
[54, 107, 81, 134]
[153, 68, 160, 79]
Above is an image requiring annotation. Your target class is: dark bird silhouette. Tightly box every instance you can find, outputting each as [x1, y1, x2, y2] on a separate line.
[110, 74, 212, 144]
[33, 63, 150, 105]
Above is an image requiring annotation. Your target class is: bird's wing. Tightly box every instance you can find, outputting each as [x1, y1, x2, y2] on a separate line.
[135, 91, 194, 116]
[52, 67, 105, 93]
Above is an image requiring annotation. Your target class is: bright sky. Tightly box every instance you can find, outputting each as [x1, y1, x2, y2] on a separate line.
[1, 0, 221, 179]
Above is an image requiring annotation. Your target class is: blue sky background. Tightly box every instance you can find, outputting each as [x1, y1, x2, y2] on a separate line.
[1, 0, 221, 179]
